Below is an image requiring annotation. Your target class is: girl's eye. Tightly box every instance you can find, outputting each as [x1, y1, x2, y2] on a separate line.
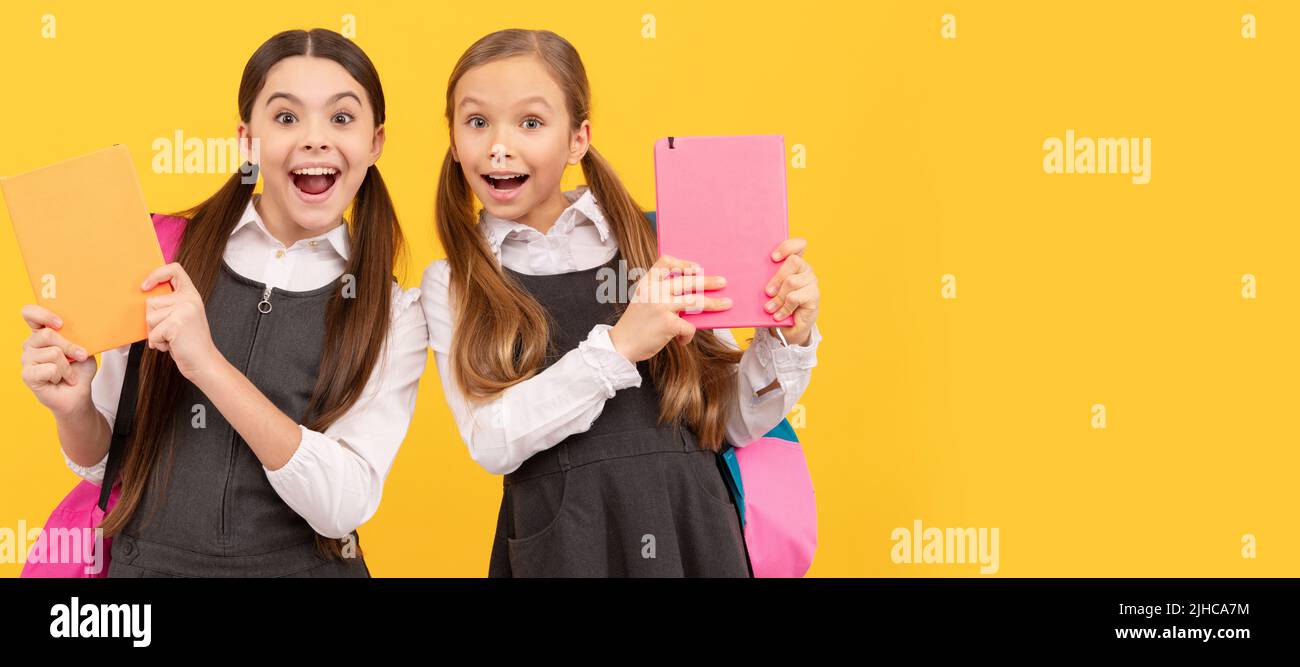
[468, 116, 487, 129]
[275, 112, 298, 125]
[333, 112, 355, 124]
[522, 117, 543, 130]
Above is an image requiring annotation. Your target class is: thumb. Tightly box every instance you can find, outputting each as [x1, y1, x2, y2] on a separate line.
[71, 354, 98, 384]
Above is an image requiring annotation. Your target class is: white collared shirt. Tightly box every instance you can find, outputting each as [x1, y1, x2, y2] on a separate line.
[421, 186, 821, 475]
[62, 194, 430, 539]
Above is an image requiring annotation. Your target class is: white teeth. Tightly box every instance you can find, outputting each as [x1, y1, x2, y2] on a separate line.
[292, 167, 338, 176]
[487, 174, 525, 179]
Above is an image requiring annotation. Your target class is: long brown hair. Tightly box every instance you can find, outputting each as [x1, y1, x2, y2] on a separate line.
[100, 29, 405, 560]
[435, 29, 741, 450]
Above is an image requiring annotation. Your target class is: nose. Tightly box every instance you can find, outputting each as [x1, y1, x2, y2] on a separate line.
[301, 138, 331, 151]
[300, 118, 332, 152]
[490, 141, 511, 168]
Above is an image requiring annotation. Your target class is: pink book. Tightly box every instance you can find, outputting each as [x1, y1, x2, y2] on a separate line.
[653, 134, 795, 330]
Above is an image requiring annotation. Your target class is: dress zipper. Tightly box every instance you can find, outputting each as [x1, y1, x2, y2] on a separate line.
[219, 285, 272, 539]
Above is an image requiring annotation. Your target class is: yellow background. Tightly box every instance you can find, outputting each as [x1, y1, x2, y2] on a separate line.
[1, 1, 1296, 576]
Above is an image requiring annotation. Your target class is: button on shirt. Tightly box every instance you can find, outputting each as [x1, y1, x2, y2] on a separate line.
[421, 186, 821, 475]
[62, 195, 429, 539]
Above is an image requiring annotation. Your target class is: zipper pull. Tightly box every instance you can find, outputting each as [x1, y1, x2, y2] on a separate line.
[257, 287, 272, 314]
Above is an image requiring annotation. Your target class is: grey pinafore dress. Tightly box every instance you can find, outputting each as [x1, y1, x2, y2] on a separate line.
[107, 261, 370, 577]
[487, 251, 751, 577]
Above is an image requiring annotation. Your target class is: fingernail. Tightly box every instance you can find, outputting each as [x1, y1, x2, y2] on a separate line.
[772, 252, 781, 261]
[75, 348, 86, 360]
[765, 300, 777, 312]
[766, 285, 776, 296]
[721, 298, 733, 307]
[718, 277, 727, 286]
[52, 318, 62, 328]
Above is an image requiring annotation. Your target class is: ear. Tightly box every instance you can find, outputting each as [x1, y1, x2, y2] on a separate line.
[237, 123, 256, 164]
[568, 120, 591, 165]
[449, 137, 460, 163]
[369, 124, 387, 166]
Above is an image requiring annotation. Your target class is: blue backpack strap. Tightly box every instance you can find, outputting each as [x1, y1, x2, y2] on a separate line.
[763, 417, 799, 443]
[720, 444, 746, 527]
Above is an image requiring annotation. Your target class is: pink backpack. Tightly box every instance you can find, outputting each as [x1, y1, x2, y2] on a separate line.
[21, 214, 187, 578]
[721, 418, 819, 577]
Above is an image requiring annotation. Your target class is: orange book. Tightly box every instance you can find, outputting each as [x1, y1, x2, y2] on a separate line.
[1, 145, 171, 355]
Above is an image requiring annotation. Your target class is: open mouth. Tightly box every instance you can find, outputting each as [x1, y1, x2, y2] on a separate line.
[482, 173, 529, 191]
[291, 166, 339, 198]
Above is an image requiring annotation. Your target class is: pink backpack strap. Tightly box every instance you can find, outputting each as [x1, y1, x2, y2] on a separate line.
[150, 213, 189, 263]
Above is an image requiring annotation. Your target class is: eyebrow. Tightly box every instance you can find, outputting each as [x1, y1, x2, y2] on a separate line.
[265, 91, 363, 107]
[458, 95, 553, 112]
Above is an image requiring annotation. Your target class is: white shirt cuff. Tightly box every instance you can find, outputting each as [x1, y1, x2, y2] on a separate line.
[743, 323, 822, 403]
[756, 323, 821, 372]
[579, 324, 643, 395]
[62, 446, 108, 485]
[263, 425, 362, 539]
[263, 425, 313, 484]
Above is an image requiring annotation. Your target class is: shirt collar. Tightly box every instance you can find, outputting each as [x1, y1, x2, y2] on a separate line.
[479, 186, 610, 257]
[231, 195, 352, 261]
